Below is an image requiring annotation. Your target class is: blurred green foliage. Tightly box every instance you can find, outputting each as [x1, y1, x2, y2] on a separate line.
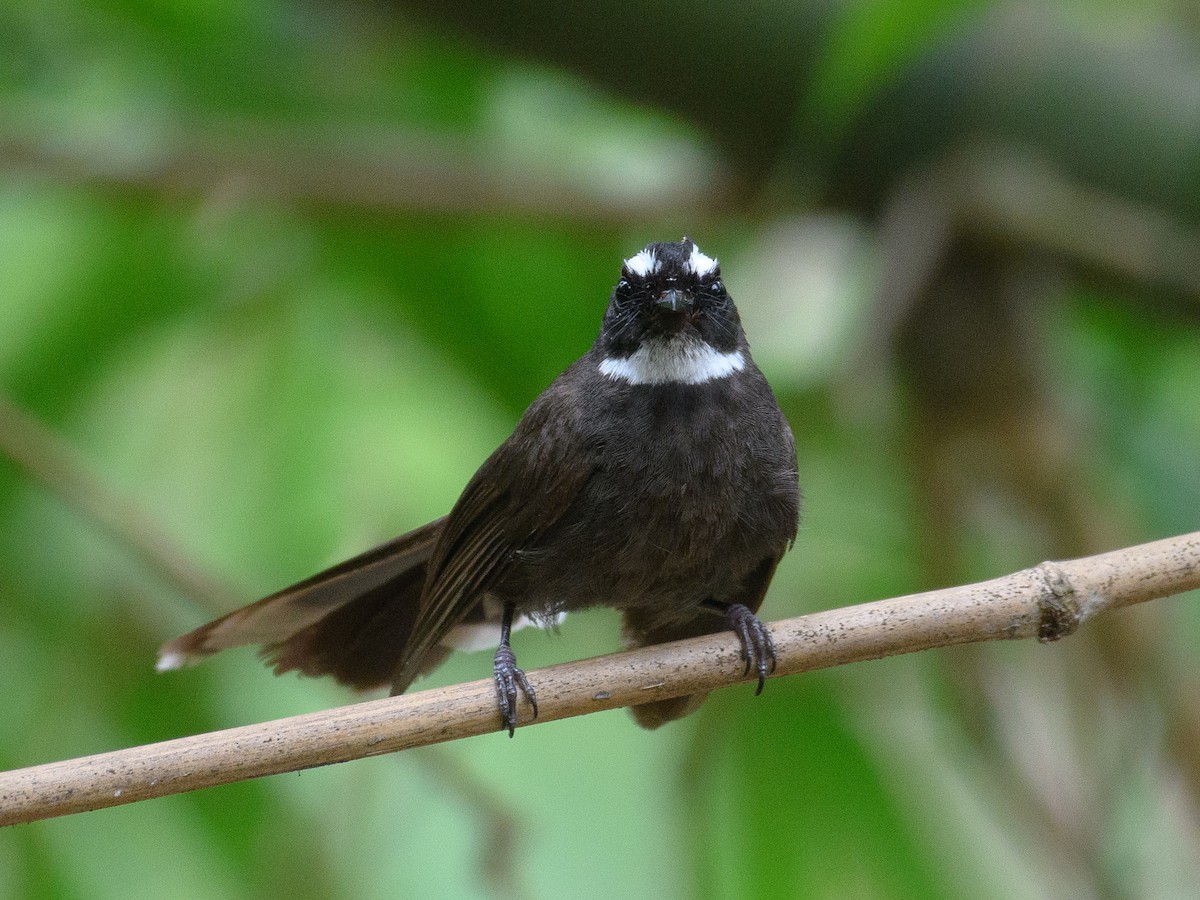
[2, 1, 1200, 899]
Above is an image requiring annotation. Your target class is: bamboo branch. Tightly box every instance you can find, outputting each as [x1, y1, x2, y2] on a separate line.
[2, 531, 1198, 827]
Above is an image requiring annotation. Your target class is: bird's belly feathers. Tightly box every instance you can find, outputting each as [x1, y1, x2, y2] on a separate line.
[498, 385, 798, 624]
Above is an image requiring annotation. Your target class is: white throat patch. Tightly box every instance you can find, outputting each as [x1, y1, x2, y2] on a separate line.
[599, 337, 745, 385]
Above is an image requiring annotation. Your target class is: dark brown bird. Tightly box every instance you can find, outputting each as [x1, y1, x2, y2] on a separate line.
[159, 238, 801, 733]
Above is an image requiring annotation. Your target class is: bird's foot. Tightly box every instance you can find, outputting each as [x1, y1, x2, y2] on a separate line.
[725, 603, 777, 694]
[493, 644, 537, 737]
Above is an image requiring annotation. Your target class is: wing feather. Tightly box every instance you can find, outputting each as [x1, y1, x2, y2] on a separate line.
[390, 382, 598, 692]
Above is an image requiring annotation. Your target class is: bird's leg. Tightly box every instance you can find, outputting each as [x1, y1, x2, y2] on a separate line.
[493, 602, 538, 737]
[702, 599, 777, 695]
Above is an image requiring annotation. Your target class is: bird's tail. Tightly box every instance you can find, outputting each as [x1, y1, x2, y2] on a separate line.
[157, 518, 445, 691]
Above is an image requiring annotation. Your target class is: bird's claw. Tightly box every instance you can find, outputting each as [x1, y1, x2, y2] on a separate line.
[493, 644, 537, 737]
[726, 603, 776, 695]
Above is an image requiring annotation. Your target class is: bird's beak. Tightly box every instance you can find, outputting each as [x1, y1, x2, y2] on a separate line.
[656, 288, 691, 313]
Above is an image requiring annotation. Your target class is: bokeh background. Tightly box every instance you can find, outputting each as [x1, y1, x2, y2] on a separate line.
[3, 1, 1200, 897]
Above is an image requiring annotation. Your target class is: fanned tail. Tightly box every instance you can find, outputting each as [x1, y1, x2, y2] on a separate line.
[158, 517, 446, 691]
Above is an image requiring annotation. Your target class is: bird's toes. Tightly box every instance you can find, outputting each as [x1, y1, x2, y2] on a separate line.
[493, 644, 537, 737]
[725, 603, 776, 695]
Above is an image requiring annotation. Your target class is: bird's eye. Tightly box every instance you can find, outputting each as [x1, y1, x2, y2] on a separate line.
[616, 278, 631, 292]
[709, 280, 724, 295]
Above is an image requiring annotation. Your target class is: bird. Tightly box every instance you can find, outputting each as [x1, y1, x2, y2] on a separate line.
[159, 238, 801, 734]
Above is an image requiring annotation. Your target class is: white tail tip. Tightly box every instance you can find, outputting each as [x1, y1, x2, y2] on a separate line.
[155, 651, 189, 672]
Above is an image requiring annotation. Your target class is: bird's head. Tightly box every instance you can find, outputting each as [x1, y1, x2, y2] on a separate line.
[596, 238, 746, 386]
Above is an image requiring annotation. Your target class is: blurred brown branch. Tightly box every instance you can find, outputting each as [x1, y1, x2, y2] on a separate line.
[0, 126, 727, 227]
[0, 393, 238, 612]
[2, 530, 1197, 826]
[7, 127, 1200, 308]
[389, 1, 1200, 225]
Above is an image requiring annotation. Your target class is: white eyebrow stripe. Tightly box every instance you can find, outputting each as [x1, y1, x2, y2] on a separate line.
[599, 338, 745, 385]
[623, 248, 659, 277]
[686, 244, 718, 276]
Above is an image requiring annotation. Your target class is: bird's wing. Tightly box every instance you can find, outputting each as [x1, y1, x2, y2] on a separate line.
[390, 384, 599, 692]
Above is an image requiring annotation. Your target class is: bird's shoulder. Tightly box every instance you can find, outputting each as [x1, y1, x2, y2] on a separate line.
[427, 355, 608, 578]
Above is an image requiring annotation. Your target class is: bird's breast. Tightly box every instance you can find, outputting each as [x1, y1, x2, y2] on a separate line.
[499, 376, 797, 618]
